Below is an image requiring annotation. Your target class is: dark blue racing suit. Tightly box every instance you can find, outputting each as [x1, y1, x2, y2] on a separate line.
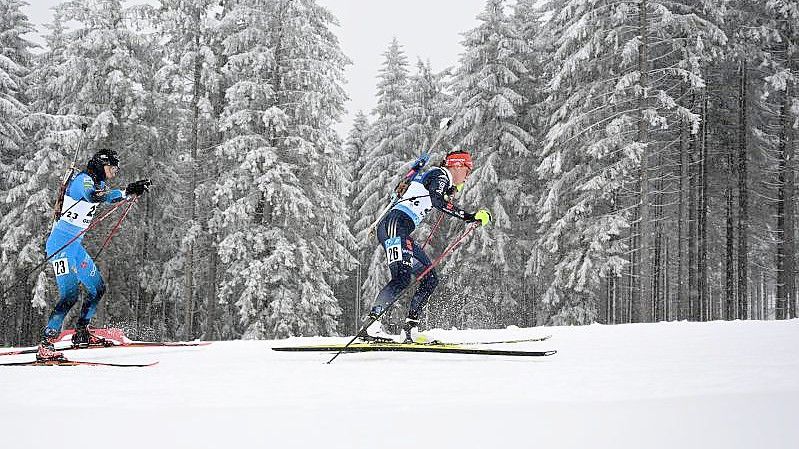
[371, 166, 474, 320]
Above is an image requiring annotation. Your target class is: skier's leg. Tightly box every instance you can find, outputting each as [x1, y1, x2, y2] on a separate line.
[408, 242, 438, 320]
[44, 236, 81, 334]
[371, 243, 413, 315]
[370, 213, 414, 316]
[74, 247, 105, 328]
[45, 272, 80, 333]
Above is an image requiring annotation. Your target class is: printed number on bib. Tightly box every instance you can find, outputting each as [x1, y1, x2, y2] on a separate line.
[60, 197, 98, 229]
[52, 258, 69, 277]
[385, 237, 402, 265]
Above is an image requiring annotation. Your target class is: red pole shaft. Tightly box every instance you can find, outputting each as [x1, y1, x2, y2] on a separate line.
[96, 195, 138, 258]
[421, 211, 445, 251]
[416, 222, 478, 282]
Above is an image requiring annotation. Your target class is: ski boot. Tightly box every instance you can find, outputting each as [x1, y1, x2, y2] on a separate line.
[72, 325, 108, 348]
[402, 318, 428, 344]
[357, 312, 395, 343]
[37, 328, 65, 362]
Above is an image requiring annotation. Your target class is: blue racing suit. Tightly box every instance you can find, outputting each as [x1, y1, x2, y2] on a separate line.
[44, 171, 125, 334]
[371, 167, 474, 320]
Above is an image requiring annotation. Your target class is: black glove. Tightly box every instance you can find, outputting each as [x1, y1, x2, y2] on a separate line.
[125, 179, 151, 196]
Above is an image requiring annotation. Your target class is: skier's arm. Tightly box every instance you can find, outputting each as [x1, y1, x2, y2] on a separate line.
[88, 186, 125, 204]
[103, 189, 126, 203]
[423, 171, 473, 221]
[76, 174, 124, 203]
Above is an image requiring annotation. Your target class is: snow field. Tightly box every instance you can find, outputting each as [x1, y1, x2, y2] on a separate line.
[0, 319, 796, 449]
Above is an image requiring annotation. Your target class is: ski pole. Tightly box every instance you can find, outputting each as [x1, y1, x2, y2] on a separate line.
[0, 197, 132, 299]
[52, 123, 88, 224]
[421, 211, 446, 251]
[416, 222, 478, 282]
[327, 222, 479, 364]
[95, 195, 139, 260]
[326, 303, 393, 364]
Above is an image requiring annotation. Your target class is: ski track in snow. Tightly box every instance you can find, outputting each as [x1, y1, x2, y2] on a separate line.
[0, 320, 797, 449]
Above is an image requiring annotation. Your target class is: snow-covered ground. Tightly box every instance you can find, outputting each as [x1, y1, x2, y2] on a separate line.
[0, 320, 797, 449]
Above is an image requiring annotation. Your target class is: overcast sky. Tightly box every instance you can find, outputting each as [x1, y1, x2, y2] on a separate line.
[21, 0, 487, 136]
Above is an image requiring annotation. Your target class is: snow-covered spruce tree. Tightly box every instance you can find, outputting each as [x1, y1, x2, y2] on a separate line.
[352, 37, 414, 324]
[441, 0, 533, 330]
[511, 0, 549, 327]
[213, 0, 352, 339]
[152, 0, 223, 340]
[747, 0, 799, 320]
[534, 0, 725, 324]
[282, 0, 356, 337]
[400, 59, 453, 155]
[698, 2, 773, 322]
[339, 110, 370, 334]
[0, 0, 37, 344]
[0, 0, 33, 171]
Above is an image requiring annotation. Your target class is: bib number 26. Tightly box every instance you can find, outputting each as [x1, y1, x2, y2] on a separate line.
[384, 237, 402, 265]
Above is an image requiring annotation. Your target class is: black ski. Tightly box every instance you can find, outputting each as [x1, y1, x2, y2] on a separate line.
[274, 342, 556, 357]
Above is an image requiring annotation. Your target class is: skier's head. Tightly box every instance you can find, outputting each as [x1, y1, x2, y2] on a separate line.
[443, 149, 473, 186]
[87, 149, 120, 182]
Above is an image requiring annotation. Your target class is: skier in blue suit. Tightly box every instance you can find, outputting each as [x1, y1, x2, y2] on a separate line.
[361, 149, 491, 343]
[37, 149, 150, 361]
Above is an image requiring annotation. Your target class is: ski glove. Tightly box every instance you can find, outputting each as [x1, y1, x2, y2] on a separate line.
[125, 179, 151, 197]
[474, 209, 491, 226]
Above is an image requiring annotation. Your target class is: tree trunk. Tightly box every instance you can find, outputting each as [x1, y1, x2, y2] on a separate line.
[652, 148, 665, 321]
[652, 229, 662, 321]
[183, 22, 203, 340]
[776, 82, 795, 320]
[699, 92, 710, 321]
[725, 147, 736, 320]
[678, 92, 689, 320]
[762, 272, 768, 319]
[664, 235, 671, 320]
[634, 0, 652, 323]
[689, 133, 699, 321]
[737, 59, 749, 320]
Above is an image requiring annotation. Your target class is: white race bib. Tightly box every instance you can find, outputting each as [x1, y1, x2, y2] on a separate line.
[60, 196, 98, 229]
[52, 258, 69, 276]
[395, 181, 433, 225]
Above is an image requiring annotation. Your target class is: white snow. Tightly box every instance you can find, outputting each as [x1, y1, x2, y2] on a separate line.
[1, 319, 797, 449]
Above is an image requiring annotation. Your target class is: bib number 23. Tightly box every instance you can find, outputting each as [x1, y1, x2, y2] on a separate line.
[52, 258, 69, 277]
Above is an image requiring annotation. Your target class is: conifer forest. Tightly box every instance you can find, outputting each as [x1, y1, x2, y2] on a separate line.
[0, 0, 797, 345]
